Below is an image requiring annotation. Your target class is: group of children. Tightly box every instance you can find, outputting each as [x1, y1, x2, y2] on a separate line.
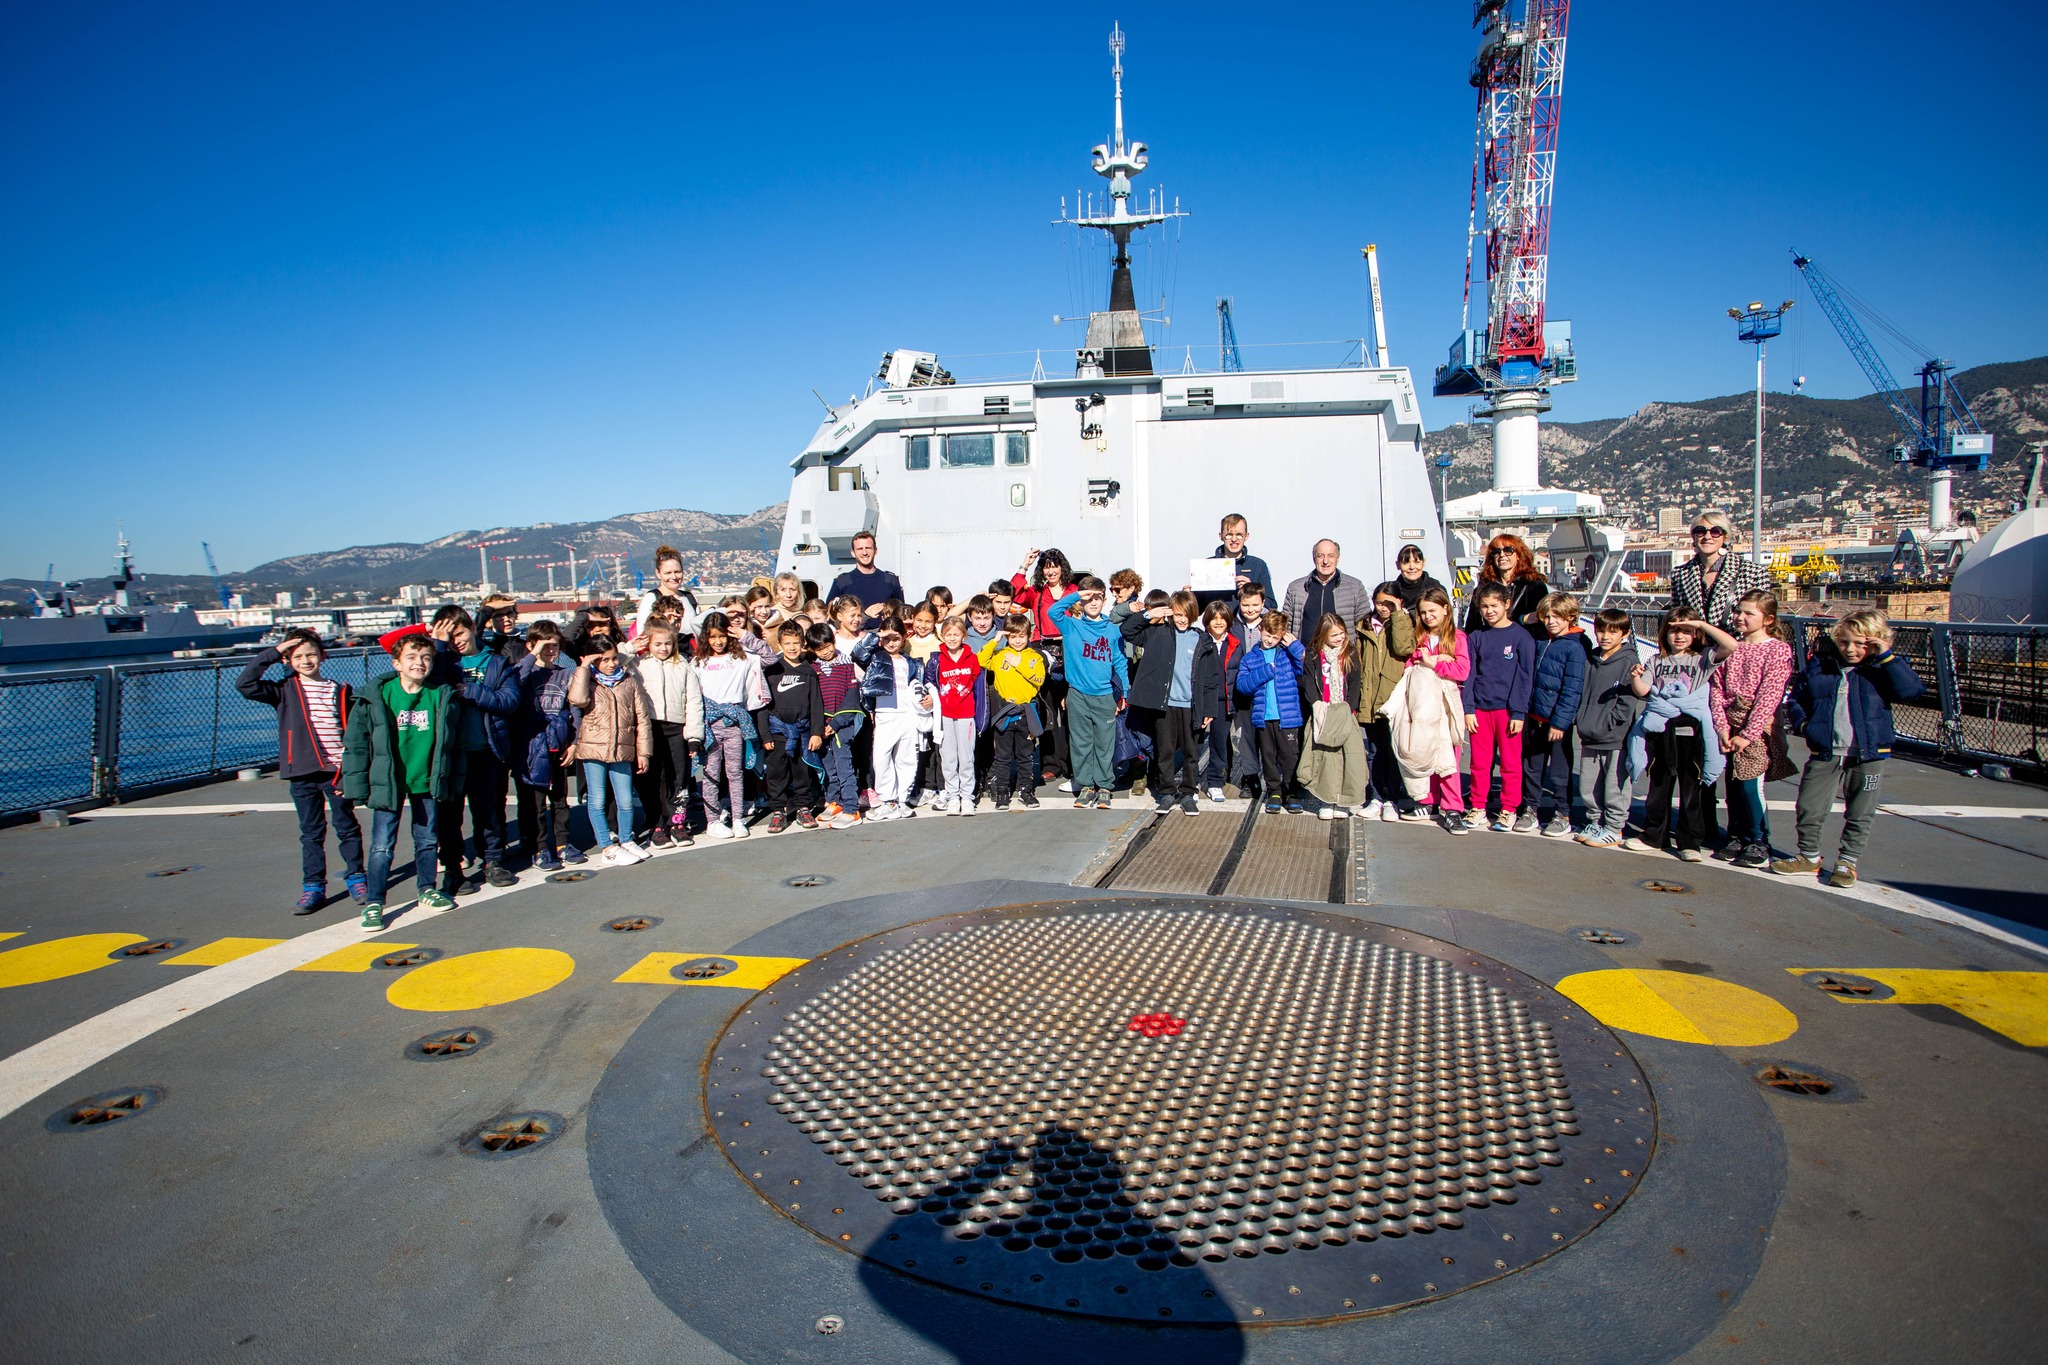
[241, 525, 1929, 930]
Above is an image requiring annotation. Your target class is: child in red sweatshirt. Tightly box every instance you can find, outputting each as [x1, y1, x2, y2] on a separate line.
[922, 616, 988, 815]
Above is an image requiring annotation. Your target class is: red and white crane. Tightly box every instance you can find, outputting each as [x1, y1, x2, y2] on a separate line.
[1433, 0, 1584, 513]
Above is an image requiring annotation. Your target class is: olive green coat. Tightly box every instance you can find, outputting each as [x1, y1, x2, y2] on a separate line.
[341, 681, 465, 810]
[1353, 609, 1417, 719]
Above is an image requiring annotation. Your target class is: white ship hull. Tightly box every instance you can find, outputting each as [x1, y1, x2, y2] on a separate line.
[777, 367, 1445, 600]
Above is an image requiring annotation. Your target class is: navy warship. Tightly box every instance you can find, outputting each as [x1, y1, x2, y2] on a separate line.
[2, 24, 2043, 1365]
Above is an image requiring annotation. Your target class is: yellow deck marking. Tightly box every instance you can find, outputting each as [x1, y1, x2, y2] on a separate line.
[295, 942, 419, 973]
[1557, 969, 1799, 1047]
[1789, 968, 2048, 1047]
[385, 947, 575, 1012]
[615, 953, 808, 991]
[0, 934, 150, 989]
[159, 937, 285, 968]
[0, 933, 21, 944]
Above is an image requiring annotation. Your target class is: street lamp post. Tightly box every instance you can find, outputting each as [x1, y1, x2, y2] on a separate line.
[1729, 300, 1795, 565]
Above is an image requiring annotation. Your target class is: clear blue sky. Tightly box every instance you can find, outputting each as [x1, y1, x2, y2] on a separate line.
[3, 1, 2039, 578]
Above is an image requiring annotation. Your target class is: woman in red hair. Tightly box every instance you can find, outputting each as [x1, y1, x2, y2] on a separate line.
[1463, 534, 1551, 637]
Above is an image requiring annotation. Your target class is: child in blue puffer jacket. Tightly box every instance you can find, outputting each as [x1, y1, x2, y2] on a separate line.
[1773, 609, 1926, 887]
[1518, 592, 1586, 837]
[1234, 610, 1307, 814]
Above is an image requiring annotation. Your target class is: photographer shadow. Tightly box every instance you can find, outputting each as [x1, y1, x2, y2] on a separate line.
[857, 1124, 1245, 1365]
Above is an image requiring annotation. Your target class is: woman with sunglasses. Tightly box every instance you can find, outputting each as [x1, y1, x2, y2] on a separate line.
[1463, 534, 1551, 638]
[1668, 509, 1772, 631]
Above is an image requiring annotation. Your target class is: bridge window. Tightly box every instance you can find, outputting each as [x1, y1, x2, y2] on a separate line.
[905, 436, 930, 471]
[1004, 432, 1030, 466]
[941, 434, 995, 469]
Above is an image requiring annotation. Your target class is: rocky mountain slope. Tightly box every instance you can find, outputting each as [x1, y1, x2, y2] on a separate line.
[2, 506, 788, 608]
[1426, 356, 2047, 527]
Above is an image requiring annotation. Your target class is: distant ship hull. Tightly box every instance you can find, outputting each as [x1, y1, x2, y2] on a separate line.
[0, 612, 270, 665]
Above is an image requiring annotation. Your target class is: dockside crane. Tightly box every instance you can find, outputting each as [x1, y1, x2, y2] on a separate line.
[1791, 251, 1992, 538]
[1431, 0, 1584, 517]
[200, 542, 232, 609]
[1216, 299, 1243, 372]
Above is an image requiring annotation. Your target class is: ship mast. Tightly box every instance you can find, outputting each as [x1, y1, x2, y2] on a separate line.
[1059, 24, 1183, 378]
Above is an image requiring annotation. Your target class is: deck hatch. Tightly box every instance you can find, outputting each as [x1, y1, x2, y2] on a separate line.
[706, 899, 1653, 1323]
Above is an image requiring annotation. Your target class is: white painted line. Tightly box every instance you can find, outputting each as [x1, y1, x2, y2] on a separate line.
[0, 803, 1064, 1119]
[76, 804, 296, 816]
[1878, 804, 2048, 821]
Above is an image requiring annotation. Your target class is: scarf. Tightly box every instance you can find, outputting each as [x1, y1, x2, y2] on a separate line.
[594, 664, 626, 689]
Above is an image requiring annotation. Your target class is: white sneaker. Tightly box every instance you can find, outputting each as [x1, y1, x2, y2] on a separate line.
[731, 818, 750, 839]
[1318, 805, 1339, 821]
[959, 801, 978, 818]
[931, 796, 952, 814]
[602, 844, 631, 866]
[628, 841, 655, 863]
[1382, 802, 1399, 821]
[705, 819, 734, 840]
[1058, 779, 1077, 794]
[1205, 786, 1225, 803]
[1358, 799, 1381, 820]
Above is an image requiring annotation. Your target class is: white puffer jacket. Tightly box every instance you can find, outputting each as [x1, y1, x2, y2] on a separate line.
[1381, 666, 1466, 799]
[630, 653, 705, 742]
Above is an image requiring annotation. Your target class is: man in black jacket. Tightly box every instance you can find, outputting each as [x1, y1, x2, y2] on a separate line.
[237, 629, 366, 914]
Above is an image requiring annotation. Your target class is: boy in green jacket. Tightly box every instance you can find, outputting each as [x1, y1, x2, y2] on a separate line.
[342, 635, 465, 929]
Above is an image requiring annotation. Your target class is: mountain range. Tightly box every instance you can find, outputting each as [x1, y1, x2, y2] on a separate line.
[1426, 356, 2048, 527]
[0, 506, 788, 610]
[7, 356, 2043, 611]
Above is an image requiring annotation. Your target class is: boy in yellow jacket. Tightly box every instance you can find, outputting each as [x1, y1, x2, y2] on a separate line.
[978, 615, 1048, 809]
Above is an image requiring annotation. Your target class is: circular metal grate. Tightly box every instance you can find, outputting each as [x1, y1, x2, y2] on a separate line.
[706, 900, 1653, 1323]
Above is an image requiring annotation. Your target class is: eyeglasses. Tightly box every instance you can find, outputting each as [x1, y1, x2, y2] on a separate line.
[1492, 548, 1518, 557]
[1691, 526, 1726, 538]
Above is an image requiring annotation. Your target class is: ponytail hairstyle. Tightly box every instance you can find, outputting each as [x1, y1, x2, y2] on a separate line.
[654, 544, 684, 576]
[1736, 588, 1786, 642]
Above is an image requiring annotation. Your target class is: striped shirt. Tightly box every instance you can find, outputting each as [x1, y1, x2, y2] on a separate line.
[301, 678, 343, 770]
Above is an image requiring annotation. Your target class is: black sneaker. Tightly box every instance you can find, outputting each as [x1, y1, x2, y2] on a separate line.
[1283, 795, 1304, 814]
[767, 811, 790, 834]
[1154, 796, 1175, 815]
[1179, 795, 1199, 816]
[1733, 842, 1771, 869]
[484, 864, 517, 889]
[1019, 789, 1040, 808]
[560, 844, 588, 865]
[1264, 795, 1282, 815]
[1710, 841, 1743, 862]
[994, 796, 1012, 812]
[795, 810, 820, 830]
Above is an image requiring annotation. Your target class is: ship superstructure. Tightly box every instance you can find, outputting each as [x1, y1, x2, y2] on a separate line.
[776, 30, 1446, 597]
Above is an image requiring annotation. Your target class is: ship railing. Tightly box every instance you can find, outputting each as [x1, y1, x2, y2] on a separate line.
[0, 648, 395, 821]
[1617, 609, 2046, 780]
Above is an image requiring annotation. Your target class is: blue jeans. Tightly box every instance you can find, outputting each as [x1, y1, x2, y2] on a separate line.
[290, 774, 363, 885]
[1727, 775, 1767, 844]
[366, 795, 439, 904]
[582, 760, 637, 847]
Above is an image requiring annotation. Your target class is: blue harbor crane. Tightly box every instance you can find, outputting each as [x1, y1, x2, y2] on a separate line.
[200, 542, 232, 610]
[1216, 298, 1243, 372]
[1791, 251, 1992, 537]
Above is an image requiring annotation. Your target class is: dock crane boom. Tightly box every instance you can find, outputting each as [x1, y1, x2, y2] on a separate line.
[1216, 299, 1243, 372]
[1791, 251, 1992, 533]
[200, 542, 232, 610]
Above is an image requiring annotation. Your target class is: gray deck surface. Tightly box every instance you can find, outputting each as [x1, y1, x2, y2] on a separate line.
[0, 759, 2041, 1363]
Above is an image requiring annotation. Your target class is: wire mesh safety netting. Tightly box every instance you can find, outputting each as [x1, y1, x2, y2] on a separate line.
[0, 673, 102, 814]
[1944, 628, 2046, 770]
[0, 648, 398, 819]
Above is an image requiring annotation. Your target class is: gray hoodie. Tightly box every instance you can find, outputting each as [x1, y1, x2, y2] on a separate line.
[1575, 639, 1646, 752]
